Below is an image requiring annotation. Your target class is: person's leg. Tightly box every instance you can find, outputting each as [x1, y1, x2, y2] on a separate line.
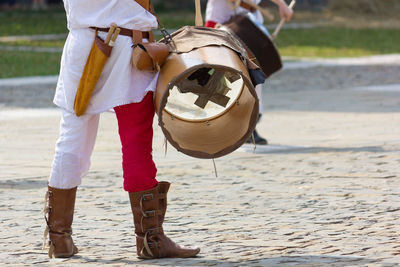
[114, 92, 200, 259]
[247, 84, 268, 145]
[49, 110, 100, 189]
[205, 20, 217, 28]
[114, 92, 158, 192]
[44, 109, 100, 258]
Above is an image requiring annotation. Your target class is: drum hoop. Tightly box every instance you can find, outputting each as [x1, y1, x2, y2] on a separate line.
[159, 77, 259, 159]
[159, 64, 254, 123]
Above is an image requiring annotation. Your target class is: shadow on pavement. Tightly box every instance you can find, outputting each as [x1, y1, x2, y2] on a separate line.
[0, 178, 47, 190]
[72, 254, 383, 266]
[239, 144, 387, 154]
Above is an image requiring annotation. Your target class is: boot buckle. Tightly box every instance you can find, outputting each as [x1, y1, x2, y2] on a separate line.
[143, 210, 156, 218]
[142, 193, 154, 201]
[146, 227, 161, 235]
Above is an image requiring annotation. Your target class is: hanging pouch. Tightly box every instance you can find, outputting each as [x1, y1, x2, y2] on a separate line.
[74, 32, 113, 116]
[130, 1, 170, 72]
[131, 41, 169, 72]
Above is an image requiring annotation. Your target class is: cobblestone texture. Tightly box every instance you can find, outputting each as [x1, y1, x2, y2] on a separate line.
[1, 60, 400, 266]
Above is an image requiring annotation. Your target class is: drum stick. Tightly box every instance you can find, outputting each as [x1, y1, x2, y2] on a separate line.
[109, 27, 120, 47]
[105, 23, 117, 45]
[195, 0, 203, 26]
[271, 0, 296, 39]
[242, 0, 274, 21]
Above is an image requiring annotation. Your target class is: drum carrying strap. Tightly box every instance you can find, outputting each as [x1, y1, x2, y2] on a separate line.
[133, 0, 155, 43]
[133, 0, 163, 41]
[239, 1, 257, 12]
[135, 0, 150, 10]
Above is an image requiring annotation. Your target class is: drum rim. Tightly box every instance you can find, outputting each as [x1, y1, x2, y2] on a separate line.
[157, 63, 258, 159]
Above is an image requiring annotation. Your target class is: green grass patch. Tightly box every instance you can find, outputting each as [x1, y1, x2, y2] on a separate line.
[274, 27, 400, 58]
[0, 9, 194, 36]
[0, 50, 61, 78]
[1, 10, 400, 77]
[0, 39, 65, 47]
[157, 11, 197, 29]
[0, 10, 67, 36]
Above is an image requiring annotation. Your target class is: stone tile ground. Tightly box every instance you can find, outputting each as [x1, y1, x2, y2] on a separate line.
[1, 59, 400, 266]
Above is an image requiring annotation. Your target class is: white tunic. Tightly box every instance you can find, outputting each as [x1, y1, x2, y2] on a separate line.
[205, 0, 264, 25]
[54, 0, 159, 114]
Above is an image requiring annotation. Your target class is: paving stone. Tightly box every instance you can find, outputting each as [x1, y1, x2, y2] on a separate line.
[1, 60, 400, 265]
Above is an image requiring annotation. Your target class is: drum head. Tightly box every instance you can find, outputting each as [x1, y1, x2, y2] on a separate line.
[165, 68, 244, 121]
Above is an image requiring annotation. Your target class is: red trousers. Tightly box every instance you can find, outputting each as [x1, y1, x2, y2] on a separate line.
[205, 20, 217, 28]
[114, 92, 158, 192]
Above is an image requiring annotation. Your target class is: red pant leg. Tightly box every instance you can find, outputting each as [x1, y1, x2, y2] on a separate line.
[205, 20, 217, 28]
[114, 92, 158, 192]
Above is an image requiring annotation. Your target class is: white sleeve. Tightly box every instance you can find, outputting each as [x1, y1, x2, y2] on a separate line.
[205, 0, 235, 23]
[64, 0, 158, 31]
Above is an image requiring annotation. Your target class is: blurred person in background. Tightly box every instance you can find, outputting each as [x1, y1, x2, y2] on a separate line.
[0, 0, 16, 10]
[205, 0, 293, 145]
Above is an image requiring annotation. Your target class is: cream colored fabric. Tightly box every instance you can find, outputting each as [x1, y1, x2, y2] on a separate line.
[64, 0, 157, 31]
[206, 0, 263, 24]
[49, 109, 100, 189]
[54, 1, 159, 115]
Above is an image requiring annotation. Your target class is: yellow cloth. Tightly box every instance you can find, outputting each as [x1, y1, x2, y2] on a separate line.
[74, 35, 111, 116]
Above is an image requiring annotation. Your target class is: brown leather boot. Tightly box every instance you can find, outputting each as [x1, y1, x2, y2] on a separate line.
[43, 186, 78, 258]
[129, 181, 200, 259]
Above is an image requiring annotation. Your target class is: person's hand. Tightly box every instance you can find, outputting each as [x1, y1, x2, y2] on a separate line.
[278, 1, 293, 22]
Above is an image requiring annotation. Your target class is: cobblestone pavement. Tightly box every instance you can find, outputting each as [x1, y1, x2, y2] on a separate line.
[1, 59, 400, 266]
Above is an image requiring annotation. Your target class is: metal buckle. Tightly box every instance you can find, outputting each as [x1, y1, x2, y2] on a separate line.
[142, 193, 154, 201]
[147, 241, 159, 248]
[160, 27, 177, 52]
[161, 27, 172, 44]
[146, 227, 161, 235]
[144, 210, 156, 218]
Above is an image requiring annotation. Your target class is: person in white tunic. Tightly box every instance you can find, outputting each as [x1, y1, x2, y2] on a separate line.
[43, 0, 200, 259]
[205, 0, 293, 145]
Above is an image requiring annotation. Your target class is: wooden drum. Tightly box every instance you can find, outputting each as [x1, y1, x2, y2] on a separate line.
[155, 26, 259, 159]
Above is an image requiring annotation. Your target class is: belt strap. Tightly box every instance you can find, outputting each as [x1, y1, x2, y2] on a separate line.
[135, 0, 150, 10]
[240, 1, 257, 12]
[92, 27, 152, 42]
[92, 27, 147, 38]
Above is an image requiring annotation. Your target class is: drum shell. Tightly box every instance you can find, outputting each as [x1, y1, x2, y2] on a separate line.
[223, 14, 283, 77]
[155, 45, 259, 159]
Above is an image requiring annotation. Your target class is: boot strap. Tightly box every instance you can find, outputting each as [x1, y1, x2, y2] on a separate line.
[136, 227, 162, 258]
[48, 242, 55, 258]
[140, 231, 160, 259]
[142, 232, 155, 258]
[145, 227, 162, 235]
[42, 226, 50, 250]
[139, 209, 162, 233]
[42, 191, 51, 250]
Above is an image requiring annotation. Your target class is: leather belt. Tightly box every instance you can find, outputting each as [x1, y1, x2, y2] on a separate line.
[239, 1, 257, 12]
[91, 27, 150, 39]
